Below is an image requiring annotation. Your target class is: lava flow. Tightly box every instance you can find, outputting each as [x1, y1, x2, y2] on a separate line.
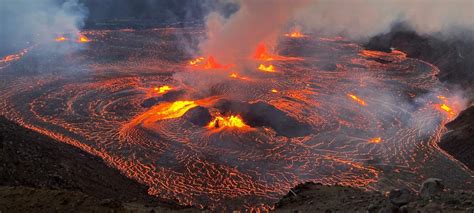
[254, 42, 302, 61]
[0, 48, 30, 64]
[347, 93, 367, 106]
[435, 95, 458, 117]
[285, 31, 307, 38]
[78, 34, 91, 43]
[189, 56, 233, 69]
[207, 115, 249, 129]
[154, 85, 172, 94]
[0, 28, 472, 212]
[368, 137, 382, 144]
[55, 36, 67, 42]
[258, 64, 276, 72]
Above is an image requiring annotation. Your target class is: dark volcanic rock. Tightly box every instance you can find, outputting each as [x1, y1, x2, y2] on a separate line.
[182, 106, 212, 126]
[365, 23, 474, 90]
[420, 178, 445, 199]
[214, 99, 312, 137]
[388, 188, 413, 206]
[141, 90, 186, 108]
[439, 106, 474, 170]
[317, 63, 338, 71]
[0, 117, 181, 208]
[274, 181, 474, 213]
[274, 182, 385, 213]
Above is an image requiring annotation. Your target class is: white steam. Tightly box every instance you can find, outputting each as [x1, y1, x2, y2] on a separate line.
[200, 0, 309, 63]
[296, 0, 474, 39]
[0, 0, 87, 52]
[201, 0, 474, 56]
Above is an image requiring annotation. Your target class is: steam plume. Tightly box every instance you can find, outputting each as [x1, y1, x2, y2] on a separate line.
[0, 0, 87, 55]
[200, 0, 308, 63]
[295, 0, 474, 39]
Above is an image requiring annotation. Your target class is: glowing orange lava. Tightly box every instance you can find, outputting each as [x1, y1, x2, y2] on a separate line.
[368, 137, 382, 144]
[254, 43, 303, 61]
[229, 72, 248, 80]
[359, 49, 406, 62]
[254, 43, 274, 61]
[435, 95, 457, 117]
[154, 85, 172, 94]
[285, 31, 306, 38]
[189, 56, 232, 70]
[189, 57, 205, 65]
[348, 93, 366, 106]
[156, 101, 197, 119]
[439, 104, 455, 116]
[271, 89, 278, 93]
[258, 64, 276, 72]
[208, 115, 249, 129]
[204, 56, 222, 69]
[78, 35, 90, 43]
[0, 48, 30, 63]
[55, 36, 67, 42]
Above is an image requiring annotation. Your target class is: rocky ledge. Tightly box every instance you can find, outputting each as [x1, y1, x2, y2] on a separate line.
[274, 179, 474, 213]
[0, 117, 199, 212]
[439, 106, 474, 170]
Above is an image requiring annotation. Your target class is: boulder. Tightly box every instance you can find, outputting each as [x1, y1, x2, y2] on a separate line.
[388, 188, 413, 206]
[420, 178, 444, 199]
[182, 106, 212, 126]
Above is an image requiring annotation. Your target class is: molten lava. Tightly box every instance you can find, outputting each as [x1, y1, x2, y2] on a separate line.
[154, 85, 172, 94]
[0, 48, 30, 64]
[439, 104, 455, 116]
[208, 115, 249, 129]
[189, 57, 205, 65]
[229, 72, 248, 80]
[348, 93, 366, 106]
[55, 36, 67, 42]
[204, 56, 221, 69]
[435, 95, 456, 117]
[258, 64, 276, 72]
[157, 101, 198, 119]
[285, 31, 306, 38]
[271, 89, 278, 93]
[359, 49, 406, 62]
[254, 43, 303, 61]
[368, 137, 382, 144]
[254, 43, 274, 61]
[78, 35, 90, 43]
[189, 56, 232, 70]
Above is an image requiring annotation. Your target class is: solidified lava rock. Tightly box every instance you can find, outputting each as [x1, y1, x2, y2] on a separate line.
[420, 178, 445, 199]
[317, 63, 338, 71]
[141, 90, 186, 108]
[364, 22, 474, 89]
[182, 106, 212, 126]
[439, 106, 474, 171]
[214, 99, 312, 137]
